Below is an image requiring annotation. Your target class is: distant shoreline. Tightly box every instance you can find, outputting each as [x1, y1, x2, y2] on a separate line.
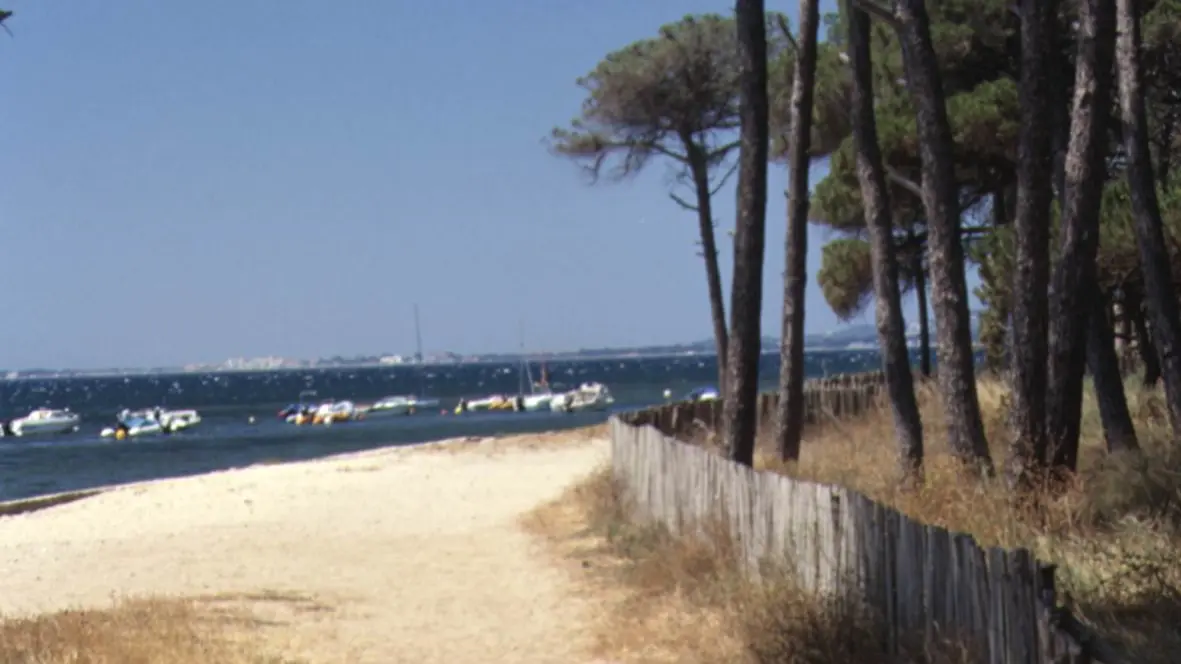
[2, 341, 982, 380]
[0, 347, 835, 380]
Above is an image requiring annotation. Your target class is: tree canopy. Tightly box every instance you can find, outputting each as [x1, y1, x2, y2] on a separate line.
[549, 14, 759, 187]
[807, 0, 1181, 358]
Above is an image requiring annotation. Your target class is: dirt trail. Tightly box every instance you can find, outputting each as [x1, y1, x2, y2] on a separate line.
[0, 436, 610, 663]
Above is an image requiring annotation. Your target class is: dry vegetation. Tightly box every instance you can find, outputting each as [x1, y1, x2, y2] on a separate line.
[525, 465, 972, 663]
[527, 379, 1181, 663]
[0, 597, 298, 664]
[757, 378, 1181, 664]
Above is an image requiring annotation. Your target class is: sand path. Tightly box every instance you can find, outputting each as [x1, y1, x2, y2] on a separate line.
[0, 436, 610, 663]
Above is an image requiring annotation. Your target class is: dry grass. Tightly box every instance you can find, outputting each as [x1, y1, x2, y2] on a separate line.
[523, 468, 745, 663]
[528, 379, 1181, 663]
[0, 597, 297, 664]
[524, 468, 972, 663]
[748, 377, 1181, 663]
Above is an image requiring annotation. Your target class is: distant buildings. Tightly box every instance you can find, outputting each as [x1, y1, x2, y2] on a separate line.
[220, 356, 294, 371]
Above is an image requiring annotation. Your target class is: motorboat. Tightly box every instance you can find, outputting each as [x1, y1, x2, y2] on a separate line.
[163, 409, 201, 431]
[551, 382, 615, 413]
[280, 390, 321, 424]
[456, 394, 517, 413]
[684, 386, 720, 402]
[100, 407, 202, 439]
[101, 411, 162, 439]
[8, 408, 81, 437]
[311, 400, 357, 426]
[365, 395, 441, 417]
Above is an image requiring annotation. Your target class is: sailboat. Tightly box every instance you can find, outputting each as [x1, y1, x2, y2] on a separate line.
[367, 305, 440, 417]
[519, 365, 555, 412]
[517, 323, 555, 412]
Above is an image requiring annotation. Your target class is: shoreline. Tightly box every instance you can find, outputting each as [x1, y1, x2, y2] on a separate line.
[0, 426, 603, 515]
[0, 427, 609, 661]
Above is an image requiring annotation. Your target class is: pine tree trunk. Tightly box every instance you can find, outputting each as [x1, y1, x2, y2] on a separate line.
[724, 0, 770, 468]
[1046, 0, 1116, 473]
[846, 0, 924, 480]
[893, 0, 993, 472]
[1087, 286, 1140, 453]
[1128, 289, 1161, 386]
[686, 145, 730, 393]
[914, 249, 931, 378]
[1006, 0, 1060, 487]
[775, 0, 820, 462]
[1115, 0, 1181, 433]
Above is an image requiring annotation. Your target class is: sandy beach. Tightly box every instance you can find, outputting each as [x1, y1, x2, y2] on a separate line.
[0, 432, 610, 663]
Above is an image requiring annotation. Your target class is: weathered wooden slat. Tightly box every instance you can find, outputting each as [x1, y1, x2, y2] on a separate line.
[607, 407, 1111, 664]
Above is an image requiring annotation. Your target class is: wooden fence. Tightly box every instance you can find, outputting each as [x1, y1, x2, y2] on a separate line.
[625, 371, 887, 440]
[609, 417, 1109, 664]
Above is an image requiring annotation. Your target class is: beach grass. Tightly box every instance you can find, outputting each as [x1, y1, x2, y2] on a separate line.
[0, 597, 298, 664]
[526, 378, 1181, 663]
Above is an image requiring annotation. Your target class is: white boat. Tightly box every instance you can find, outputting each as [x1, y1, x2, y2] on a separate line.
[100, 407, 202, 438]
[280, 390, 320, 424]
[312, 400, 357, 426]
[366, 394, 440, 417]
[366, 395, 414, 416]
[551, 382, 615, 413]
[9, 408, 81, 437]
[520, 360, 556, 412]
[101, 416, 161, 439]
[516, 329, 555, 412]
[684, 386, 720, 402]
[522, 392, 554, 412]
[162, 409, 201, 431]
[377, 305, 442, 417]
[459, 394, 516, 412]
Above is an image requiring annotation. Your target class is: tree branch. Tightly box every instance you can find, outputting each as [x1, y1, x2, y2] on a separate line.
[706, 139, 741, 162]
[898, 224, 992, 249]
[670, 191, 699, 211]
[852, 0, 901, 30]
[885, 165, 925, 199]
[709, 160, 740, 196]
[774, 14, 799, 55]
[550, 128, 693, 184]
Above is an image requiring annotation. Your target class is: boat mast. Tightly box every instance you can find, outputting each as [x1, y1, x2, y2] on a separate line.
[518, 319, 526, 397]
[413, 304, 424, 364]
[518, 318, 536, 396]
[414, 304, 426, 397]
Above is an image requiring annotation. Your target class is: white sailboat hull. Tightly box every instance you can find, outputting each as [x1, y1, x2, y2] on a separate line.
[367, 396, 441, 417]
[367, 403, 412, 417]
[522, 393, 554, 412]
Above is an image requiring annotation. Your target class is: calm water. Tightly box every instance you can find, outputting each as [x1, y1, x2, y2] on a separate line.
[0, 351, 890, 501]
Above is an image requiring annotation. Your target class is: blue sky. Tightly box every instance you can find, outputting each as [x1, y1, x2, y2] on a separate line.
[0, 1, 975, 370]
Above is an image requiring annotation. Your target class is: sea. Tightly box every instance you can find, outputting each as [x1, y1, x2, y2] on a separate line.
[0, 350, 893, 502]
